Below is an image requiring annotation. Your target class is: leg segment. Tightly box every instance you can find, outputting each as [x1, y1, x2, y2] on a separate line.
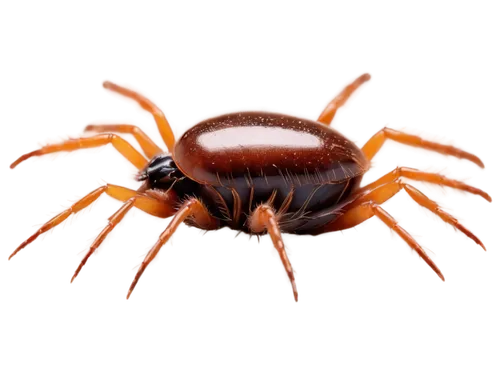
[10, 134, 148, 170]
[370, 202, 444, 281]
[326, 199, 444, 280]
[362, 127, 484, 168]
[85, 124, 163, 158]
[248, 204, 298, 302]
[9, 184, 174, 260]
[127, 198, 219, 299]
[68, 197, 137, 285]
[317, 73, 371, 126]
[324, 164, 493, 248]
[103, 81, 175, 153]
[316, 164, 493, 281]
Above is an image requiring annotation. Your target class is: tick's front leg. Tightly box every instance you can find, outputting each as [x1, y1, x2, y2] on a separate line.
[68, 197, 137, 285]
[125, 198, 218, 302]
[9, 184, 172, 260]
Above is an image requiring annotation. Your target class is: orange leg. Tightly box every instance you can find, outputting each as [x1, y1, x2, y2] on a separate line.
[361, 127, 484, 168]
[10, 134, 148, 170]
[248, 204, 298, 302]
[376, 204, 446, 284]
[321, 164, 493, 281]
[9, 184, 174, 260]
[85, 124, 163, 158]
[103, 81, 175, 153]
[127, 198, 219, 299]
[317, 73, 371, 126]
[68, 197, 137, 285]
[324, 198, 445, 280]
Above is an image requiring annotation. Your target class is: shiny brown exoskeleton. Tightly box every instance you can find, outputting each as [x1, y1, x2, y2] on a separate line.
[9, 74, 491, 301]
[174, 112, 369, 234]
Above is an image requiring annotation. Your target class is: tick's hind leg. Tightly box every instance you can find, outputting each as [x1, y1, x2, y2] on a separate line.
[321, 164, 493, 281]
[7, 183, 173, 260]
[372, 204, 446, 283]
[103, 81, 175, 152]
[127, 198, 219, 299]
[248, 204, 298, 302]
[317, 73, 371, 126]
[362, 127, 484, 168]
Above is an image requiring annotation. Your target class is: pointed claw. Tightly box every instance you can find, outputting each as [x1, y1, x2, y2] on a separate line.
[6, 232, 39, 262]
[292, 280, 298, 302]
[68, 248, 93, 286]
[124, 272, 144, 302]
[68, 269, 80, 286]
[124, 286, 135, 302]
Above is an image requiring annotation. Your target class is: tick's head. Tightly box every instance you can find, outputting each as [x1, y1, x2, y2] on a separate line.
[137, 153, 184, 185]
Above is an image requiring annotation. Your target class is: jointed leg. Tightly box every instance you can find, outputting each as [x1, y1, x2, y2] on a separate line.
[317, 73, 371, 126]
[103, 81, 176, 153]
[127, 198, 219, 299]
[364, 164, 494, 204]
[9, 184, 174, 260]
[339, 165, 490, 248]
[322, 164, 493, 281]
[85, 124, 163, 158]
[248, 204, 298, 302]
[369, 204, 446, 284]
[68, 197, 137, 285]
[362, 127, 484, 168]
[324, 198, 444, 280]
[10, 134, 148, 170]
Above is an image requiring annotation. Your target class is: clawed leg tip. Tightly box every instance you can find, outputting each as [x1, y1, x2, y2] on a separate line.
[437, 273, 448, 284]
[290, 288, 302, 303]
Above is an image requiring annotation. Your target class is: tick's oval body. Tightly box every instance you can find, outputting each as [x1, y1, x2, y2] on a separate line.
[173, 112, 369, 232]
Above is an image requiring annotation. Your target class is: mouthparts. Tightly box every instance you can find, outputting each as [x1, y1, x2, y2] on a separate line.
[136, 169, 149, 181]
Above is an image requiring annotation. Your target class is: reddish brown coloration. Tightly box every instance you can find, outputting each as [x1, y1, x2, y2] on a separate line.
[9, 74, 491, 301]
[174, 112, 368, 187]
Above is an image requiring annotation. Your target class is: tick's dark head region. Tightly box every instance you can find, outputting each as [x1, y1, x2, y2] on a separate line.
[137, 153, 184, 185]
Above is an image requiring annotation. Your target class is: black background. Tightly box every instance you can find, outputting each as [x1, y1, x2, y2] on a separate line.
[0, 61, 498, 308]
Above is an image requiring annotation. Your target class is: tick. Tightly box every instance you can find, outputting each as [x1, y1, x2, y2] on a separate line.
[9, 74, 491, 301]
